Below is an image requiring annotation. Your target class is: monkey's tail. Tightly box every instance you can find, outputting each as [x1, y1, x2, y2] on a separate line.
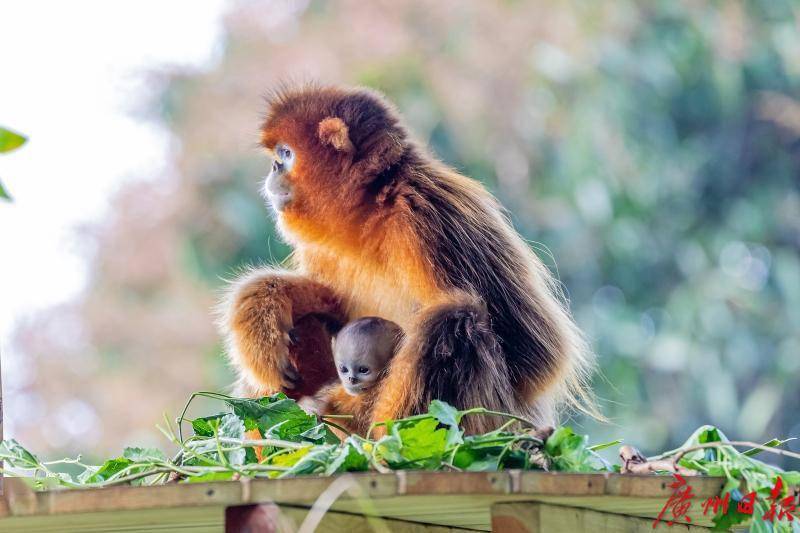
[414, 293, 526, 433]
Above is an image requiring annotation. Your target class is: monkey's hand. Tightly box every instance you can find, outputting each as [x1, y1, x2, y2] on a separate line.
[219, 267, 345, 395]
[297, 395, 324, 415]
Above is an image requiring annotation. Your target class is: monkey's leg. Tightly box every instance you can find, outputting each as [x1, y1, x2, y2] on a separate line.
[220, 267, 346, 396]
[371, 293, 520, 434]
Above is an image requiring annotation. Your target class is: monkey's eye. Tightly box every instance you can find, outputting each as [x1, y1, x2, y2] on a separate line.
[277, 146, 293, 162]
[358, 366, 370, 374]
[339, 365, 348, 374]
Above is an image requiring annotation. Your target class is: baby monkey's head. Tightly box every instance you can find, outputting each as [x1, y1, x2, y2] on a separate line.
[333, 317, 403, 396]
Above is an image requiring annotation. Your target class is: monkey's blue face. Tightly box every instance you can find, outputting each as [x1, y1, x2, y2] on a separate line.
[262, 143, 295, 212]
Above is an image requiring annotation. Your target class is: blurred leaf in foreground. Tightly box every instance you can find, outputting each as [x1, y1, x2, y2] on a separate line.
[0, 126, 27, 201]
[0, 127, 26, 153]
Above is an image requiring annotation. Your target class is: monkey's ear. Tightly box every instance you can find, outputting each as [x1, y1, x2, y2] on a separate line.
[318, 117, 354, 153]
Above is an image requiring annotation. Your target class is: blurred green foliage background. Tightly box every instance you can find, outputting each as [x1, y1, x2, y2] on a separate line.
[10, 0, 800, 460]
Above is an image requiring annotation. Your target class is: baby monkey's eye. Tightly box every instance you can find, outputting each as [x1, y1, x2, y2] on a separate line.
[358, 366, 370, 374]
[339, 365, 348, 374]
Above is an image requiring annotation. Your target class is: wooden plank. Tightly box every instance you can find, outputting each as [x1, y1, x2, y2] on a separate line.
[490, 502, 540, 533]
[603, 474, 726, 499]
[0, 472, 729, 531]
[0, 505, 227, 532]
[515, 472, 606, 496]
[330, 494, 725, 530]
[0, 503, 480, 532]
[0, 477, 245, 517]
[0, 472, 728, 517]
[496, 497, 718, 529]
[399, 471, 512, 495]
[330, 494, 535, 531]
[248, 472, 397, 505]
[280, 505, 479, 532]
[491, 502, 712, 532]
[517, 471, 724, 498]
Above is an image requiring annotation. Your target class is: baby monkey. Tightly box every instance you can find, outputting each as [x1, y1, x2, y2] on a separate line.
[302, 317, 403, 434]
[334, 317, 403, 395]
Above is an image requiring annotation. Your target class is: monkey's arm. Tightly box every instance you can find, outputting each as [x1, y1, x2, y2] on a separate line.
[220, 267, 346, 395]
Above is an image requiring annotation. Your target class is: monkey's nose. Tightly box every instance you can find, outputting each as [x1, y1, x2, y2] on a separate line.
[348, 377, 358, 384]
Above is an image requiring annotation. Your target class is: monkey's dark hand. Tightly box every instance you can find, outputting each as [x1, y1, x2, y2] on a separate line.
[278, 327, 302, 390]
[279, 358, 301, 390]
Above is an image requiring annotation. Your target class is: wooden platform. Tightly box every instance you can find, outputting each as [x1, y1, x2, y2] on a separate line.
[0, 471, 730, 532]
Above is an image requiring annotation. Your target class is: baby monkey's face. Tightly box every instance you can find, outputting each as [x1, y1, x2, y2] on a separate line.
[332, 317, 402, 396]
[334, 350, 385, 396]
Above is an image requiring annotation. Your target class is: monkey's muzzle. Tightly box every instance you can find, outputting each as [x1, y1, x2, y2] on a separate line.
[263, 167, 292, 211]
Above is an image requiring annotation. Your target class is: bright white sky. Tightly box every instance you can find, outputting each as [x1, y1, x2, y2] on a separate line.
[0, 1, 227, 353]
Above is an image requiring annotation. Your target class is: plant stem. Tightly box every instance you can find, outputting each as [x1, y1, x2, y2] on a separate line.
[669, 441, 800, 465]
[185, 437, 308, 450]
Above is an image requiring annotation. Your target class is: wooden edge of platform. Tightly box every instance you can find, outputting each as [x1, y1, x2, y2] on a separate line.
[490, 502, 718, 532]
[0, 471, 726, 519]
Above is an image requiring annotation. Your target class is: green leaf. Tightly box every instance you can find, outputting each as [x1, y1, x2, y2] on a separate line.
[460, 431, 516, 450]
[464, 454, 503, 471]
[325, 438, 370, 474]
[428, 400, 461, 426]
[669, 425, 730, 463]
[269, 446, 311, 468]
[0, 180, 10, 201]
[375, 435, 405, 467]
[0, 439, 40, 469]
[427, 400, 464, 447]
[0, 127, 26, 153]
[192, 415, 222, 437]
[244, 446, 259, 464]
[222, 394, 325, 442]
[743, 438, 796, 457]
[37, 473, 74, 490]
[544, 427, 598, 472]
[451, 431, 517, 470]
[83, 458, 134, 483]
[395, 417, 448, 467]
[299, 423, 340, 445]
[189, 413, 247, 466]
[281, 445, 336, 477]
[782, 471, 800, 486]
[218, 413, 247, 466]
[218, 413, 245, 438]
[123, 447, 166, 462]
